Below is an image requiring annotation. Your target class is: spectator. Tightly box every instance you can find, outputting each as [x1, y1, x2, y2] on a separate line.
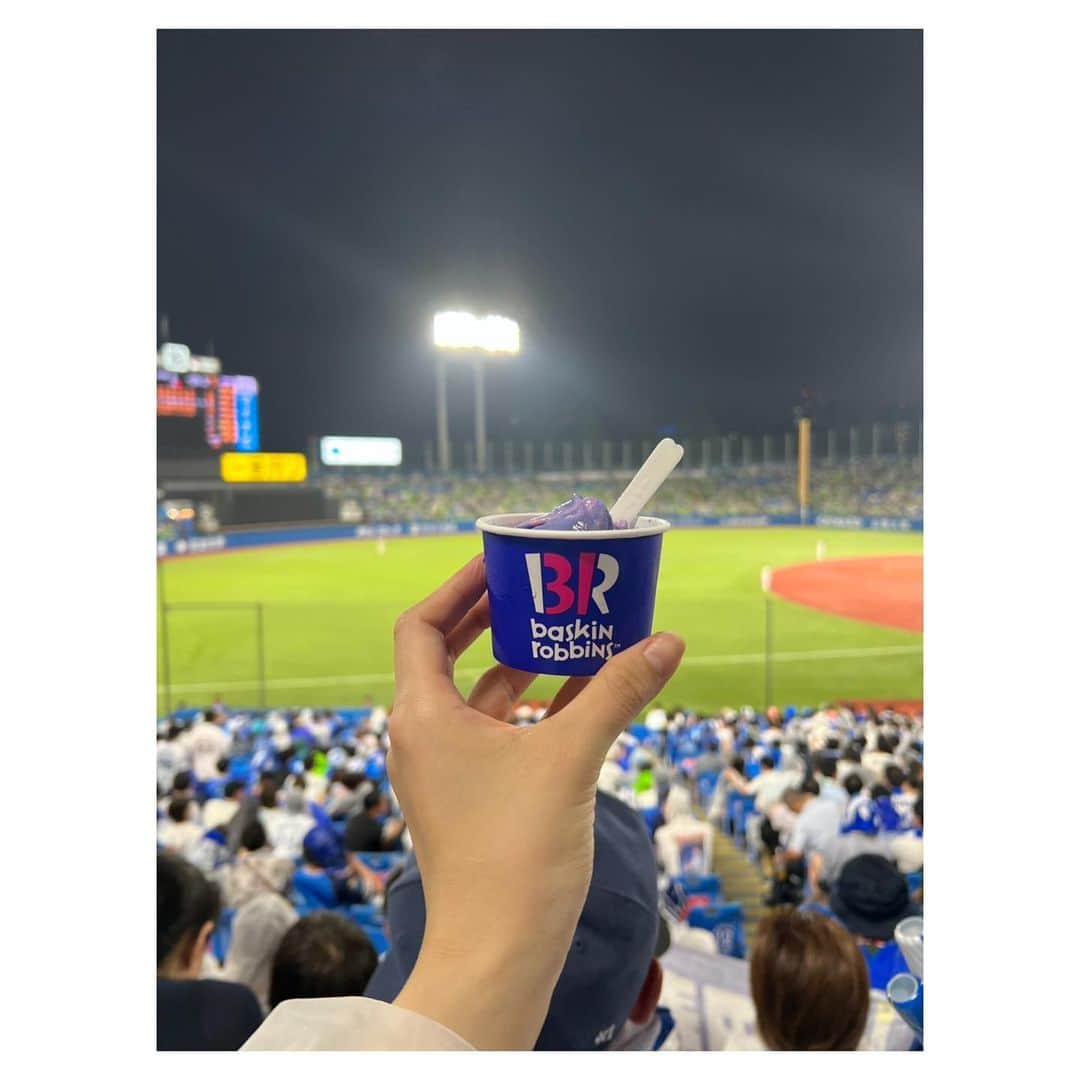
[598, 741, 632, 800]
[157, 724, 189, 794]
[222, 893, 299, 1014]
[203, 779, 246, 832]
[812, 752, 847, 808]
[217, 821, 294, 910]
[890, 794, 924, 875]
[749, 907, 869, 1050]
[268, 912, 378, 1009]
[365, 792, 671, 1050]
[343, 790, 405, 853]
[829, 854, 921, 990]
[159, 796, 202, 858]
[778, 780, 844, 900]
[184, 708, 232, 782]
[157, 853, 263, 1050]
[654, 784, 714, 876]
[264, 786, 316, 860]
[861, 737, 895, 786]
[325, 771, 372, 820]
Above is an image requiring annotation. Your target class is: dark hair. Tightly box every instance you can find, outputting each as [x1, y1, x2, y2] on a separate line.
[842, 746, 861, 764]
[814, 753, 837, 780]
[870, 784, 890, 801]
[167, 797, 192, 824]
[172, 770, 193, 793]
[363, 790, 384, 813]
[914, 795, 923, 824]
[157, 852, 221, 968]
[216, 756, 230, 775]
[825, 736, 841, 751]
[342, 773, 365, 792]
[843, 774, 864, 797]
[224, 780, 245, 799]
[801, 777, 820, 797]
[303, 752, 317, 771]
[269, 912, 378, 1008]
[241, 821, 267, 851]
[730, 755, 746, 777]
[884, 764, 905, 789]
[750, 907, 869, 1050]
[203, 709, 217, 724]
[260, 786, 279, 810]
[759, 756, 775, 771]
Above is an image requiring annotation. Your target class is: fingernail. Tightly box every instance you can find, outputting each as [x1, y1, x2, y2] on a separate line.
[643, 632, 685, 676]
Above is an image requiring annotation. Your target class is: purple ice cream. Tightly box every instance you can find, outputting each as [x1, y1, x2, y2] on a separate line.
[521, 493, 624, 531]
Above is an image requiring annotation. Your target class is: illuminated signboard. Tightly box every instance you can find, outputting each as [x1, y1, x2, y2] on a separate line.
[220, 452, 308, 483]
[319, 436, 403, 467]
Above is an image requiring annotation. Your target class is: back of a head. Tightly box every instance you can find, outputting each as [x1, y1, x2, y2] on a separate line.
[843, 773, 864, 798]
[884, 764, 905, 789]
[801, 777, 820, 797]
[240, 820, 267, 852]
[172, 770, 193, 793]
[224, 780, 245, 800]
[259, 786, 279, 810]
[157, 852, 221, 969]
[269, 911, 377, 1008]
[167, 797, 191, 825]
[362, 789, 383, 814]
[750, 907, 869, 1050]
[813, 753, 837, 780]
[759, 755, 774, 771]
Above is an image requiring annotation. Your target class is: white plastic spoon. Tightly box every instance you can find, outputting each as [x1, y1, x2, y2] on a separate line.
[608, 437, 685, 527]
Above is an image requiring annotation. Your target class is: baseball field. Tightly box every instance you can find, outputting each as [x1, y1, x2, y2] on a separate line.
[156, 528, 923, 715]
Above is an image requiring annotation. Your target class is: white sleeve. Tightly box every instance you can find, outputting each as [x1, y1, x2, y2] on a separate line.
[788, 817, 808, 855]
[241, 997, 474, 1051]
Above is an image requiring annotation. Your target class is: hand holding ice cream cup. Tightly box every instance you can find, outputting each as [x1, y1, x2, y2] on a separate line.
[477, 438, 684, 677]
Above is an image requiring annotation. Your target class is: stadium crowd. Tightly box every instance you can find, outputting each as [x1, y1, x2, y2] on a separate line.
[319, 460, 923, 525]
[158, 695, 923, 1051]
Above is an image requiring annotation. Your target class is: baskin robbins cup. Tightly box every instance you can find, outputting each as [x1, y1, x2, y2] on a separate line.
[477, 513, 671, 676]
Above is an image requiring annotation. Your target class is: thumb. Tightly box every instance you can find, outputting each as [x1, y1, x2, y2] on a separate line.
[551, 631, 685, 762]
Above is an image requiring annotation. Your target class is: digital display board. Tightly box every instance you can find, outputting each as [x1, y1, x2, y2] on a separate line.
[220, 452, 308, 483]
[157, 370, 260, 452]
[319, 436, 403, 467]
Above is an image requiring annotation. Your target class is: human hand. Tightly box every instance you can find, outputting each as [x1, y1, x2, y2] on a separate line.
[388, 555, 684, 1049]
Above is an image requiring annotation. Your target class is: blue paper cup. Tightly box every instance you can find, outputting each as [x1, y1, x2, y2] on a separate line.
[477, 513, 671, 676]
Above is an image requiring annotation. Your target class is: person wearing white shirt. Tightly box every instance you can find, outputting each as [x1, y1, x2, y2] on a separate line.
[202, 780, 247, 832]
[184, 710, 232, 782]
[265, 788, 317, 860]
[159, 796, 204, 859]
[157, 726, 189, 793]
[654, 785, 714, 877]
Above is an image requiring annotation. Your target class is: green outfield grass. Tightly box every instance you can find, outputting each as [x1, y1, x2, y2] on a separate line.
[157, 528, 923, 714]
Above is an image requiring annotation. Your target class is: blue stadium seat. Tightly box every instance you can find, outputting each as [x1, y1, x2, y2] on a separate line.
[671, 873, 722, 901]
[906, 870, 923, 895]
[364, 926, 389, 957]
[687, 902, 747, 958]
[726, 791, 757, 844]
[627, 724, 651, 742]
[861, 940, 911, 992]
[346, 903, 383, 927]
[357, 851, 405, 873]
[696, 770, 720, 805]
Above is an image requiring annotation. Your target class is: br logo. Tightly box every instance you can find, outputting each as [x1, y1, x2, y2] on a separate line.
[524, 552, 620, 616]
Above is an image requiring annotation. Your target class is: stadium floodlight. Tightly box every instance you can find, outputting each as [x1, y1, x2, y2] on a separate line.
[433, 311, 520, 355]
[432, 310, 521, 474]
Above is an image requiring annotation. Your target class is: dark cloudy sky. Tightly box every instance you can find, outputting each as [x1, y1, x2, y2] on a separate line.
[158, 30, 922, 457]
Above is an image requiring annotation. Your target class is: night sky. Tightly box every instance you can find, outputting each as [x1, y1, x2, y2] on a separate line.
[158, 30, 922, 457]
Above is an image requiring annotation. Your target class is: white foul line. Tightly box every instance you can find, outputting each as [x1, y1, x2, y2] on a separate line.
[158, 643, 922, 695]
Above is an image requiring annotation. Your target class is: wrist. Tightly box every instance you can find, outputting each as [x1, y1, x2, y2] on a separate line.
[394, 920, 572, 1050]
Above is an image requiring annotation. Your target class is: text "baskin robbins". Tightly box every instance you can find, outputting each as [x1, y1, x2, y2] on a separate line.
[524, 551, 621, 661]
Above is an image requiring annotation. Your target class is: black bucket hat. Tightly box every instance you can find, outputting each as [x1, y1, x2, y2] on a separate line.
[829, 854, 920, 940]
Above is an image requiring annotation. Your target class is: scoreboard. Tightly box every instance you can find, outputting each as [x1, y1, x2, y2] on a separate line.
[157, 370, 260, 452]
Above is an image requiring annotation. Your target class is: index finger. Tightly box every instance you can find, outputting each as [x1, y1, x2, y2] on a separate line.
[393, 555, 487, 696]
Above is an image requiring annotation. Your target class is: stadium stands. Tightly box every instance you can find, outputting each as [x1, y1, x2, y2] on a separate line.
[157, 698, 923, 1050]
